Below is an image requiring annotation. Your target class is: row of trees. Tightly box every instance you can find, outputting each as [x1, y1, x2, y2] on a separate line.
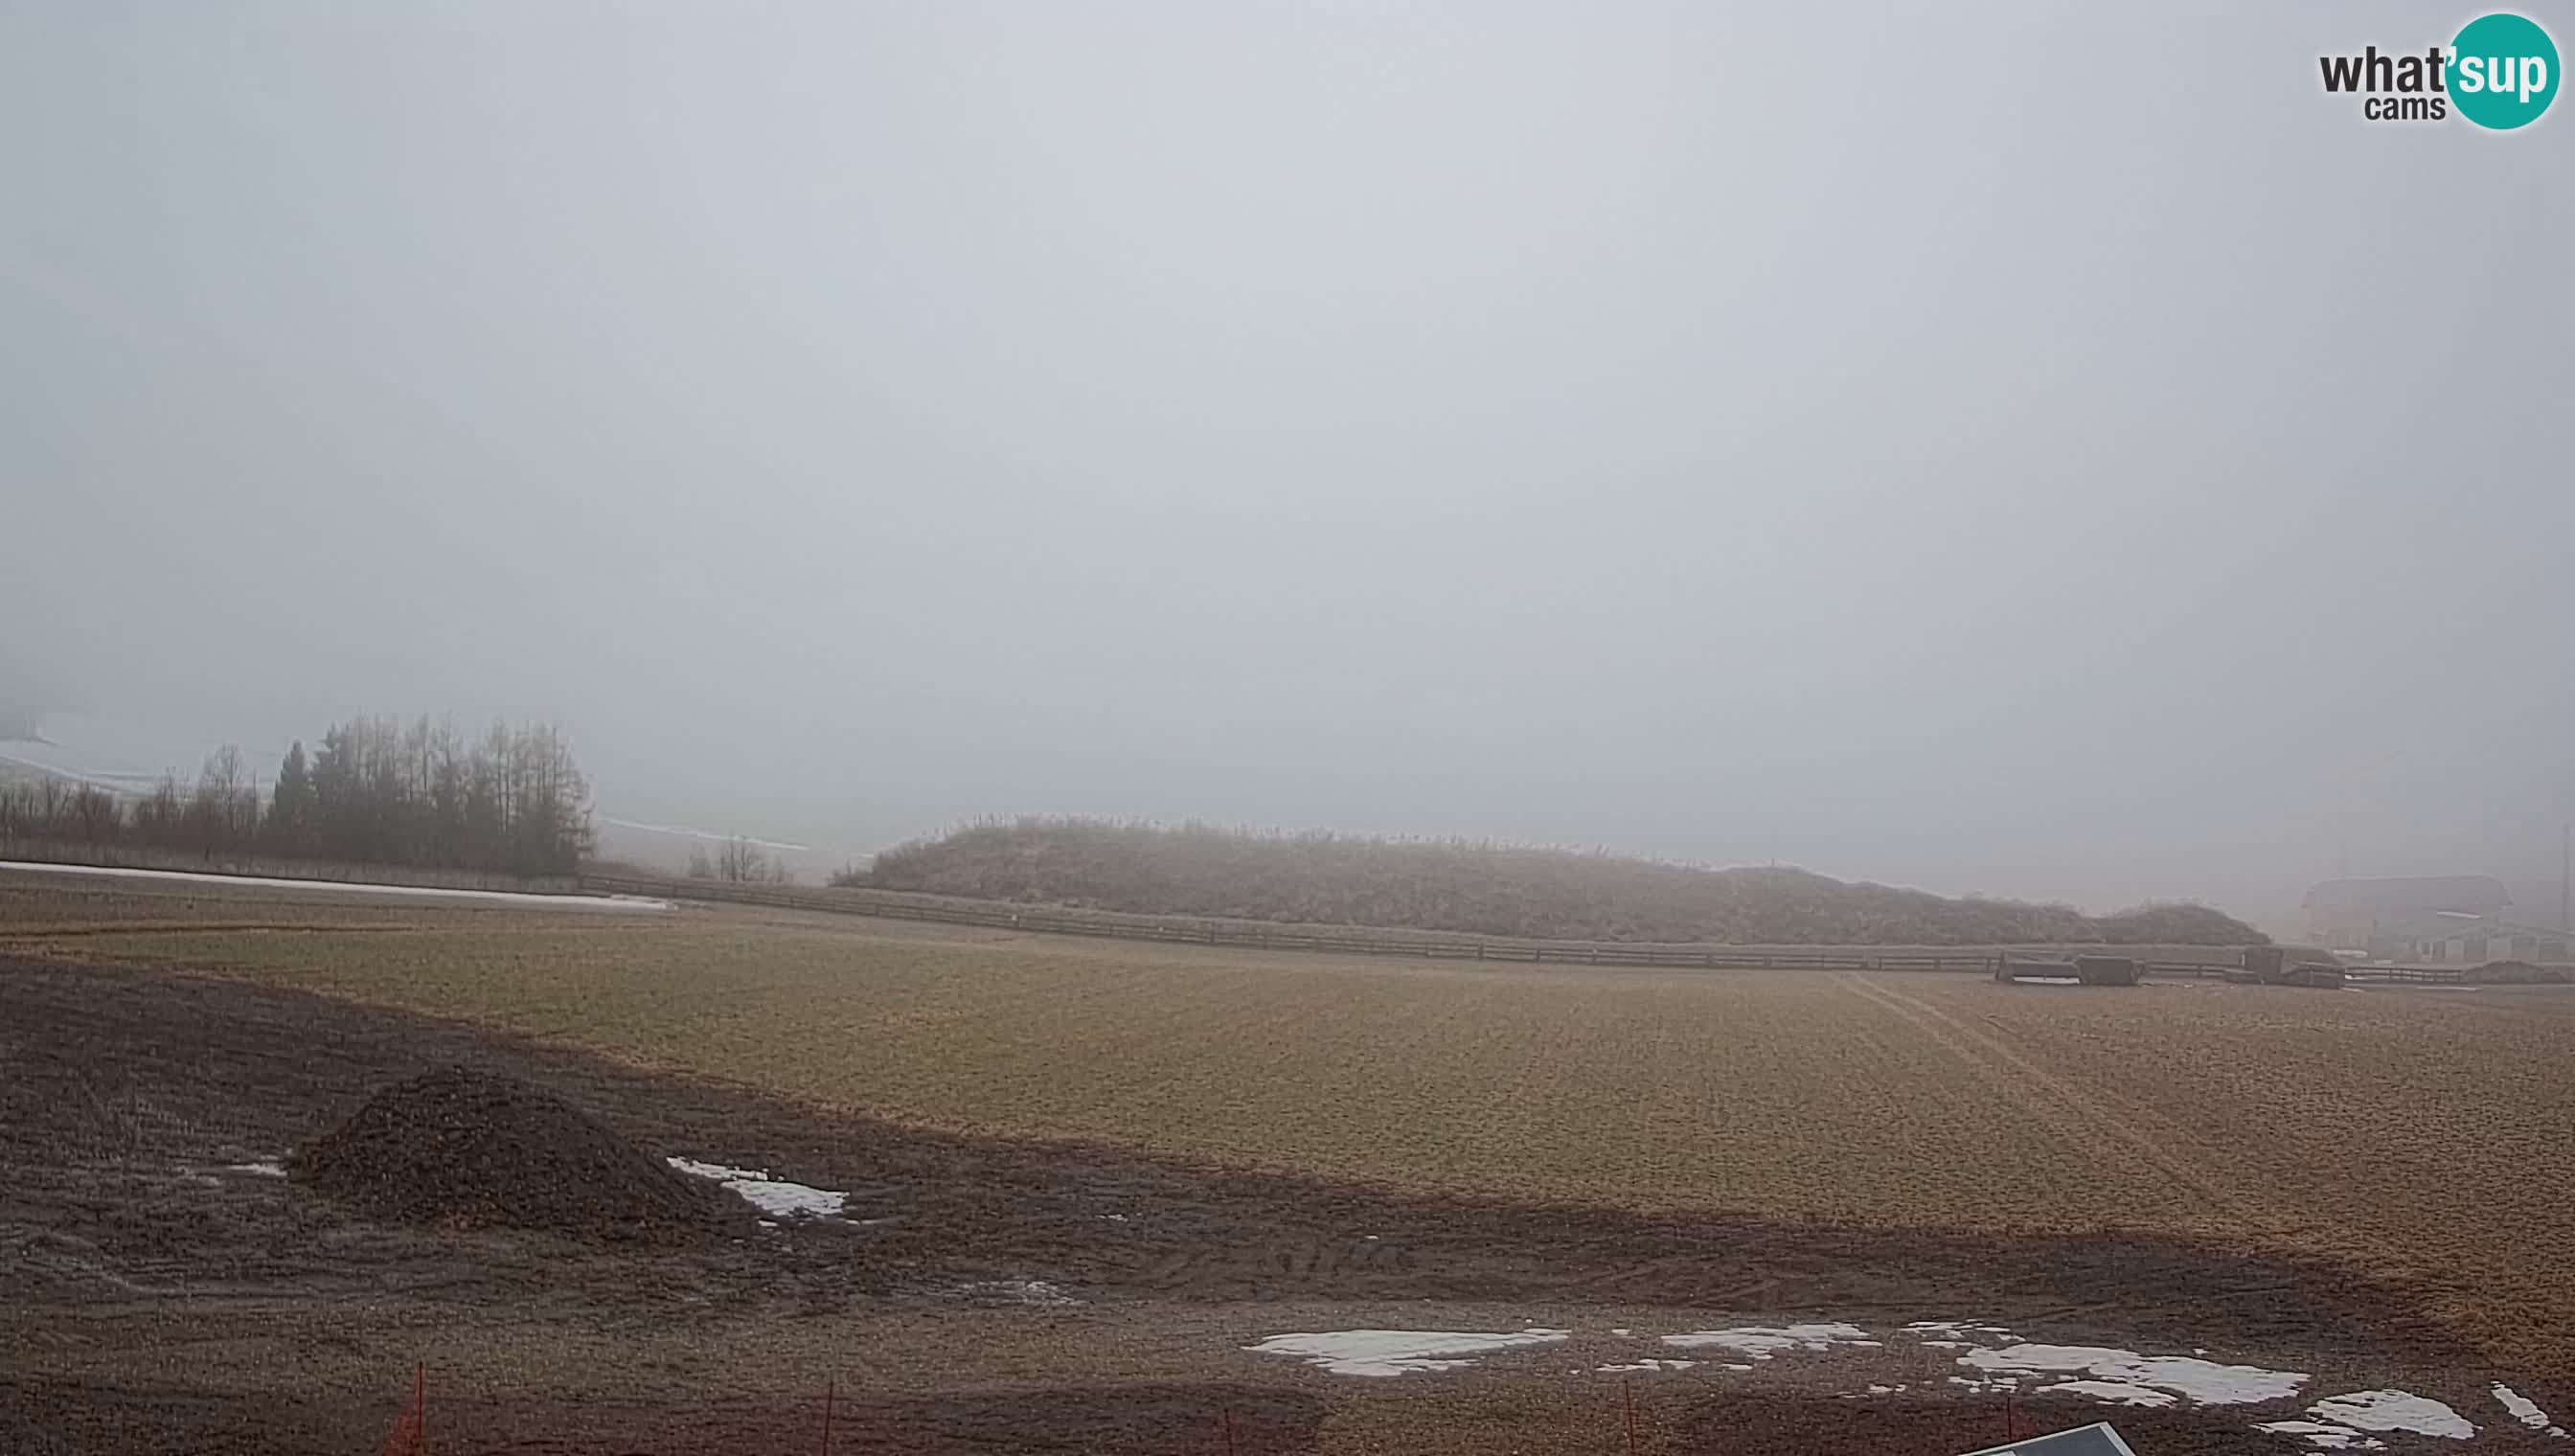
[0, 717, 593, 877]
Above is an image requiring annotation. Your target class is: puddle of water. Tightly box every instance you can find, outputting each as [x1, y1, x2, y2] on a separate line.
[1959, 1343, 2307, 1404]
[2307, 1390, 2475, 1439]
[2257, 1421, 2389, 1450]
[1663, 1322, 1879, 1359]
[2495, 1384, 2569, 1437]
[666, 1157, 847, 1222]
[1246, 1330, 1569, 1377]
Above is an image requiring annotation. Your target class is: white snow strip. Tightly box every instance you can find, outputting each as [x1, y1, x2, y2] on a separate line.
[1906, 1320, 2018, 1339]
[667, 1157, 847, 1220]
[0, 860, 672, 911]
[1599, 1360, 1696, 1373]
[223, 1160, 287, 1177]
[2040, 1379, 2177, 1408]
[597, 817, 810, 852]
[2306, 1391, 2475, 1439]
[1663, 1323, 1876, 1359]
[2257, 1422, 2387, 1451]
[1246, 1330, 1569, 1377]
[2494, 1384, 2567, 1436]
[1960, 1344, 2307, 1404]
[959, 1279, 1078, 1306]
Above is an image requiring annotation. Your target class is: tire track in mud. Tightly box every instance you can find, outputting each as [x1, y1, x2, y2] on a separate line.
[1836, 974, 2303, 1244]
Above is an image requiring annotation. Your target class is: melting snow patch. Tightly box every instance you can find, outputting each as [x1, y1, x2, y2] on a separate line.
[2494, 1385, 2568, 1437]
[2257, 1422, 2387, 1450]
[224, 1160, 287, 1177]
[0, 860, 672, 910]
[1600, 1359, 1696, 1374]
[1664, 1323, 1878, 1359]
[1960, 1344, 2307, 1405]
[960, 1279, 1079, 1306]
[2305, 1391, 2474, 1439]
[1609, 1328, 1633, 1337]
[2040, 1380, 2177, 1408]
[667, 1158, 847, 1221]
[1246, 1330, 1569, 1377]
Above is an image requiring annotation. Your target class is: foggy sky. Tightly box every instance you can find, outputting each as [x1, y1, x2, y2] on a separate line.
[5, 1, 2570, 926]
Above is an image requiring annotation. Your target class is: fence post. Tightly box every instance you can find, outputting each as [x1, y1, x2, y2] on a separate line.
[1623, 1375, 1639, 1456]
[820, 1377, 833, 1456]
[1223, 1406, 1240, 1456]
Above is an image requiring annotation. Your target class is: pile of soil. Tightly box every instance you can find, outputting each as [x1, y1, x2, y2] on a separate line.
[291, 1065, 744, 1243]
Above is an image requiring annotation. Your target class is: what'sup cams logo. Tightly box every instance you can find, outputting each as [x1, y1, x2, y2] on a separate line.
[2319, 11, 2559, 128]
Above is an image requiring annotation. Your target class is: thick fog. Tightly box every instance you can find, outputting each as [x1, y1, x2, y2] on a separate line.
[4, 2, 2569, 927]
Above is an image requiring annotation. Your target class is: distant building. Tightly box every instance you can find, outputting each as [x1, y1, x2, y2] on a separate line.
[2408, 921, 2572, 966]
[2301, 875, 2512, 958]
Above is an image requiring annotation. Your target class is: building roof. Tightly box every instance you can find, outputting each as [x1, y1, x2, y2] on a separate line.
[2301, 875, 2510, 913]
[1956, 1423, 2138, 1456]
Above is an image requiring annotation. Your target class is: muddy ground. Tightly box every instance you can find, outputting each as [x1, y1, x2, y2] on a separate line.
[1, 957, 2563, 1455]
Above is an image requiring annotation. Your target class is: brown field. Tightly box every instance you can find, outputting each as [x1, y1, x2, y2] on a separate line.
[4, 867, 2572, 1454]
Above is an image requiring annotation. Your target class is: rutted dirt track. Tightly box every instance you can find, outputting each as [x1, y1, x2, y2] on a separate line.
[2, 956, 2565, 1455]
[1835, 975, 2294, 1239]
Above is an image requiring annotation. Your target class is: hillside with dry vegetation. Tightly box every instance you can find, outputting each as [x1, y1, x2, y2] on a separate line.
[852, 819, 2264, 945]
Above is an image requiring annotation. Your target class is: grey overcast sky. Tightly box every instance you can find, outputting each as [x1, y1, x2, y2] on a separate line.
[3, 1, 2569, 925]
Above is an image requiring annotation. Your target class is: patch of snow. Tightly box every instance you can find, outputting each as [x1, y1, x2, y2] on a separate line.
[1721, 1363, 1755, 1373]
[596, 817, 810, 852]
[223, 1160, 287, 1177]
[0, 860, 672, 911]
[1599, 1359, 1696, 1373]
[960, 1278, 1079, 1306]
[1664, 1323, 1877, 1359]
[667, 1158, 847, 1221]
[2306, 1391, 2474, 1439]
[2257, 1421, 2388, 1450]
[2494, 1384, 2568, 1437]
[1246, 1330, 1570, 1377]
[1960, 1344, 2307, 1405]
[1609, 1328, 1633, 1337]
[2041, 1380, 2178, 1408]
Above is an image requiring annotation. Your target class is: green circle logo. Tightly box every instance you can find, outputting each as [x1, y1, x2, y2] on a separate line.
[2451, 12, 2559, 129]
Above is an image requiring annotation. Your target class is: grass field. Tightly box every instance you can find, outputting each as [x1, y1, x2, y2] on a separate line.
[8, 870, 2574, 1376]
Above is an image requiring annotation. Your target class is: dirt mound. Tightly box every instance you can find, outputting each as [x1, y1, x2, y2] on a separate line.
[292, 1065, 743, 1242]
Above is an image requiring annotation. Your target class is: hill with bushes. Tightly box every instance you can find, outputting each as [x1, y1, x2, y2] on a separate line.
[851, 819, 2266, 946]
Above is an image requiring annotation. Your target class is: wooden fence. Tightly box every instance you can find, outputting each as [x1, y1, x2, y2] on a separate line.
[576, 873, 2254, 976]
